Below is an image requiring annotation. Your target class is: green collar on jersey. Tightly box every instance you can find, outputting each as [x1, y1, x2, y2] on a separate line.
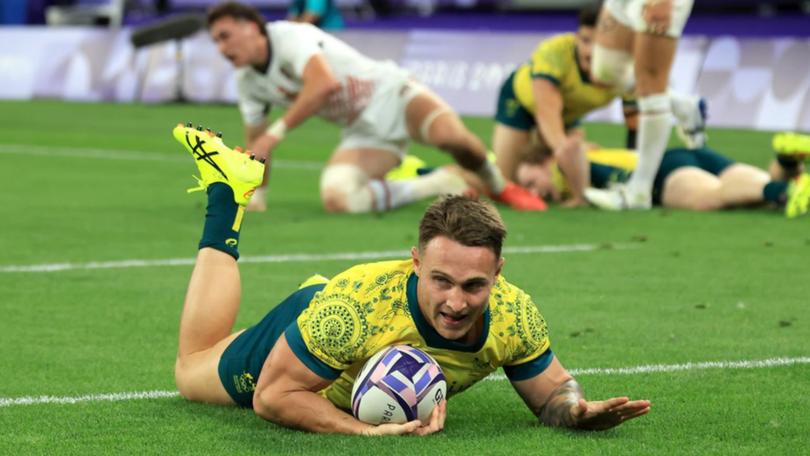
[406, 272, 490, 353]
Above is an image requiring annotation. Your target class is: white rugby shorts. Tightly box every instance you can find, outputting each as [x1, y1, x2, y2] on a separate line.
[336, 63, 424, 159]
[604, 0, 694, 38]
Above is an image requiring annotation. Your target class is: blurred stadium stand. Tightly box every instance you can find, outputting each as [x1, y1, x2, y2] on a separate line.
[1, 0, 808, 131]
[3, 0, 809, 28]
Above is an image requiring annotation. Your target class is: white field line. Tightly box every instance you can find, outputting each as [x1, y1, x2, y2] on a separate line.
[2, 356, 807, 408]
[0, 143, 323, 170]
[0, 243, 626, 273]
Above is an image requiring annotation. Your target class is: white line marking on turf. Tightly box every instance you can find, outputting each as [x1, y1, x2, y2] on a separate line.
[2, 356, 807, 408]
[0, 144, 323, 170]
[0, 243, 626, 273]
[0, 390, 179, 407]
[484, 356, 810, 381]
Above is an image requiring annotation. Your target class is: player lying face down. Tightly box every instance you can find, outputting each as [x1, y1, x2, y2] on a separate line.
[171, 126, 650, 436]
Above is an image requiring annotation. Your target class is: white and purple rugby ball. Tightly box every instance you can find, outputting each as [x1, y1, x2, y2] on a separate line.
[351, 345, 446, 425]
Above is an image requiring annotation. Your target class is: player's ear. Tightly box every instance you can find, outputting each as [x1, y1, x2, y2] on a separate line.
[411, 246, 421, 276]
[494, 257, 504, 278]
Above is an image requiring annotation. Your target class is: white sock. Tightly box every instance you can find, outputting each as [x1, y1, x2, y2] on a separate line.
[627, 93, 671, 196]
[367, 170, 467, 211]
[475, 159, 506, 194]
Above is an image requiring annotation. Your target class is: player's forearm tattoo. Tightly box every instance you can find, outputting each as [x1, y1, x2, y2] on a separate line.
[538, 379, 584, 428]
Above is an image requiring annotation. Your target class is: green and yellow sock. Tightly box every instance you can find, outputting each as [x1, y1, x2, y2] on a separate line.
[199, 183, 245, 260]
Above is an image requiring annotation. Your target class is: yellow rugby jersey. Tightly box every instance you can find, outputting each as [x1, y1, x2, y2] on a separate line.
[284, 260, 552, 411]
[513, 33, 626, 126]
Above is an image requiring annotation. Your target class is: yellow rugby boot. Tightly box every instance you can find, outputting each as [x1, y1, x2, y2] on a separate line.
[385, 154, 428, 181]
[786, 173, 810, 219]
[773, 132, 810, 159]
[172, 123, 265, 206]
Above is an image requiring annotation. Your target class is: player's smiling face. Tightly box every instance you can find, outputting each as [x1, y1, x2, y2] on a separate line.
[412, 236, 503, 344]
[209, 17, 265, 67]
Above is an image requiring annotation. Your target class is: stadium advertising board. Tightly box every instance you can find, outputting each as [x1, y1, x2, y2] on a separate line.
[0, 27, 807, 130]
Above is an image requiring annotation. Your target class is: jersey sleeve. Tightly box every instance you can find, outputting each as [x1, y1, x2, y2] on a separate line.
[275, 22, 325, 77]
[236, 72, 269, 127]
[284, 270, 372, 380]
[529, 36, 569, 86]
[502, 288, 553, 381]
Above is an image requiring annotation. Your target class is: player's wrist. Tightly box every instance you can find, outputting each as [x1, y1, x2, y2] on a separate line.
[266, 119, 288, 141]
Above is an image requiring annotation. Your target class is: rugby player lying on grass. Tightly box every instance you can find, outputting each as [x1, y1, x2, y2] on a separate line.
[404, 132, 810, 216]
[170, 124, 650, 435]
[491, 3, 704, 208]
[493, 138, 809, 216]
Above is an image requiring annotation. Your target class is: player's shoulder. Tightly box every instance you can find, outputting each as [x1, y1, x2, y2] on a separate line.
[488, 275, 549, 354]
[326, 260, 413, 295]
[488, 275, 543, 330]
[267, 20, 322, 38]
[538, 33, 576, 54]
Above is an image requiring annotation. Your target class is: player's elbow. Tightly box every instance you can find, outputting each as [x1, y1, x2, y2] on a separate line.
[253, 386, 283, 421]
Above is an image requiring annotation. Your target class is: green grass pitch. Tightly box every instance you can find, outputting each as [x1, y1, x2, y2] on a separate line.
[0, 101, 808, 455]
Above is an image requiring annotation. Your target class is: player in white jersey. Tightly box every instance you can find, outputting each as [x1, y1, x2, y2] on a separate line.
[206, 2, 547, 213]
[585, 0, 703, 210]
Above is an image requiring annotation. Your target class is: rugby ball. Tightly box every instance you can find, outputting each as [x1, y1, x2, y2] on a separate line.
[351, 345, 446, 425]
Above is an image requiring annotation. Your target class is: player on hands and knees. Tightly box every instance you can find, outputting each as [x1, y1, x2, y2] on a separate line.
[490, 4, 702, 208]
[207, 1, 545, 214]
[171, 123, 649, 434]
[585, 0, 698, 210]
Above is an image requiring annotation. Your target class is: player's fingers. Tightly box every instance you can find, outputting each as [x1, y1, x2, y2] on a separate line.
[613, 399, 651, 413]
[437, 400, 447, 430]
[401, 420, 423, 435]
[621, 406, 651, 421]
[603, 396, 630, 410]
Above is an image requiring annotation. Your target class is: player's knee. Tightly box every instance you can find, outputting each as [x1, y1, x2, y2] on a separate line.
[592, 44, 634, 92]
[174, 358, 199, 401]
[320, 164, 373, 213]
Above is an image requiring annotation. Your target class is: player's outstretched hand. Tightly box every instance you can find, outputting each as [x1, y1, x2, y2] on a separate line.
[361, 400, 446, 436]
[572, 397, 651, 431]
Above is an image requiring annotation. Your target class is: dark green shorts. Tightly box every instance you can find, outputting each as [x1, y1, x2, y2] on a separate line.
[217, 283, 326, 408]
[495, 71, 536, 131]
[652, 147, 735, 204]
[495, 71, 581, 132]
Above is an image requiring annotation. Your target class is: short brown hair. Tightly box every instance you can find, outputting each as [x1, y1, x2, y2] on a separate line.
[207, 1, 267, 36]
[419, 196, 507, 258]
[578, 2, 601, 28]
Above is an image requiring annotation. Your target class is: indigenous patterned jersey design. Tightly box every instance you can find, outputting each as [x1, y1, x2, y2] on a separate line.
[284, 260, 552, 411]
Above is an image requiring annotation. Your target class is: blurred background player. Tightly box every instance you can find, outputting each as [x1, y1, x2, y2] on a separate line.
[206, 1, 546, 214]
[172, 124, 650, 435]
[500, 141, 810, 216]
[493, 3, 703, 208]
[585, 0, 702, 210]
[288, 0, 344, 30]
